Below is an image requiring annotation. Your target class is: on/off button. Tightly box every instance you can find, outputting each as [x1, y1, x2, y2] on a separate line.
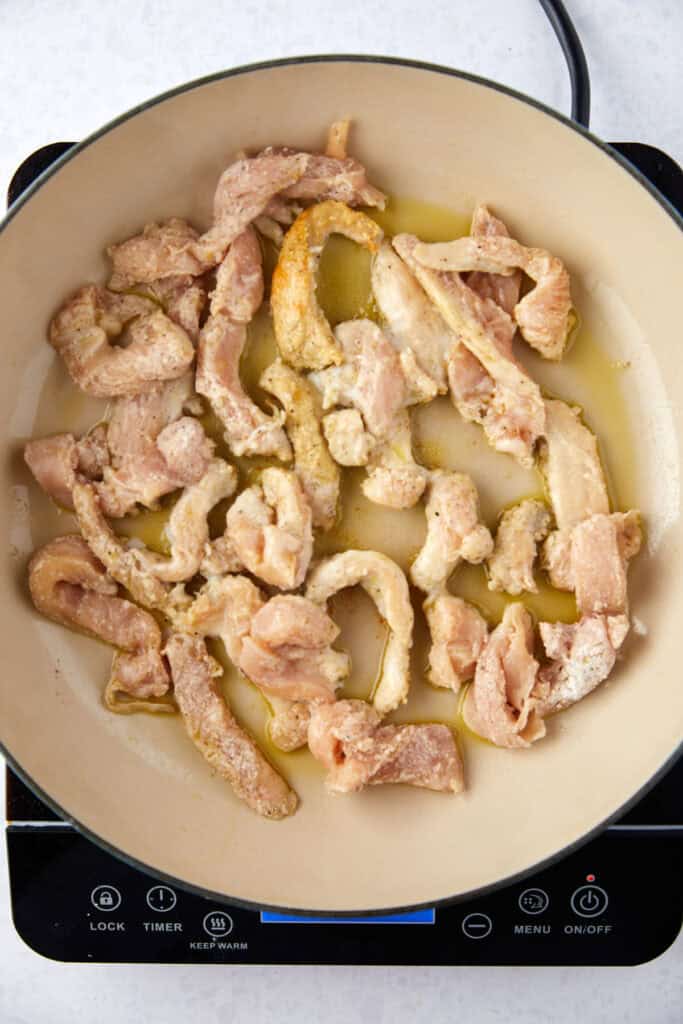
[570, 885, 609, 918]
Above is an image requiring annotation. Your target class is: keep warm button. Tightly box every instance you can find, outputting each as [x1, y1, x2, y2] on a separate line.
[570, 885, 609, 918]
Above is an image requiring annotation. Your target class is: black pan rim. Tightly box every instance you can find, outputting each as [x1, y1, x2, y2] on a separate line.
[2, 52, 682, 919]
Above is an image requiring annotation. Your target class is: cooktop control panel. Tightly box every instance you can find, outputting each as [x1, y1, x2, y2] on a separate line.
[6, 767, 682, 965]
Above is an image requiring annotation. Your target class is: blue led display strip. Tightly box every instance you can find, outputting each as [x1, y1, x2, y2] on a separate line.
[260, 908, 435, 924]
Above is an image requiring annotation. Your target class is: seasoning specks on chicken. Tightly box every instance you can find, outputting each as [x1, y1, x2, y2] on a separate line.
[24, 120, 643, 817]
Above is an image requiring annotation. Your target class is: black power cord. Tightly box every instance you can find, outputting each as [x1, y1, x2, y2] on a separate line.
[539, 0, 591, 127]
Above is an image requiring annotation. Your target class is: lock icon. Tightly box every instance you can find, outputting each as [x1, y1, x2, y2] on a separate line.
[91, 885, 121, 912]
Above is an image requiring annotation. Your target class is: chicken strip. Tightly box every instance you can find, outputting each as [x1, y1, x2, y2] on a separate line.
[466, 205, 522, 315]
[310, 319, 407, 438]
[410, 471, 493, 594]
[535, 614, 630, 714]
[239, 595, 349, 703]
[130, 460, 238, 583]
[371, 240, 452, 392]
[306, 549, 414, 714]
[308, 700, 464, 795]
[96, 374, 213, 517]
[325, 118, 351, 160]
[28, 536, 171, 712]
[414, 231, 573, 360]
[393, 234, 545, 466]
[165, 633, 297, 819]
[226, 468, 313, 590]
[107, 218, 209, 290]
[178, 574, 264, 663]
[462, 603, 545, 749]
[139, 273, 208, 342]
[539, 400, 609, 532]
[322, 409, 372, 466]
[192, 151, 310, 265]
[278, 149, 385, 208]
[72, 481, 181, 614]
[487, 499, 551, 596]
[361, 409, 429, 509]
[49, 285, 195, 397]
[24, 428, 109, 511]
[260, 359, 340, 530]
[267, 698, 313, 752]
[425, 594, 489, 692]
[271, 201, 383, 370]
[197, 228, 292, 460]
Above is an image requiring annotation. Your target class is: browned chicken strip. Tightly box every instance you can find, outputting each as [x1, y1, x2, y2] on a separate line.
[308, 700, 464, 794]
[50, 285, 195, 397]
[165, 633, 297, 819]
[271, 201, 383, 370]
[487, 499, 551, 595]
[28, 536, 171, 712]
[462, 603, 545, 749]
[260, 359, 340, 530]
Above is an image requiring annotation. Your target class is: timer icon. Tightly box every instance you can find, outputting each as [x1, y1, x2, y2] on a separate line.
[146, 885, 177, 913]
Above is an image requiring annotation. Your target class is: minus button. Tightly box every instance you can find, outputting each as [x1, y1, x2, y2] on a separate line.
[461, 913, 493, 939]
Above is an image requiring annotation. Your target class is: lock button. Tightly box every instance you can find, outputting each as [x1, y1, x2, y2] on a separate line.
[91, 885, 122, 912]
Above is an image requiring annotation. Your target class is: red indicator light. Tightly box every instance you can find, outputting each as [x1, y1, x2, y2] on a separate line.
[586, 873, 596, 882]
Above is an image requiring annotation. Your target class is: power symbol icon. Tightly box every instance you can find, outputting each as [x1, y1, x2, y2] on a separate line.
[570, 885, 609, 918]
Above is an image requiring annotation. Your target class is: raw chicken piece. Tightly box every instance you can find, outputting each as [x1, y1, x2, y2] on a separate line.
[393, 234, 545, 466]
[226, 468, 313, 590]
[260, 359, 340, 530]
[267, 698, 312, 752]
[131, 460, 237, 583]
[197, 315, 291, 459]
[107, 218, 209, 290]
[311, 319, 407, 439]
[239, 595, 349, 703]
[322, 409, 372, 466]
[425, 595, 489, 691]
[50, 285, 195, 397]
[28, 536, 171, 712]
[144, 273, 207, 342]
[25, 434, 80, 510]
[535, 614, 630, 714]
[414, 231, 573, 360]
[306, 549, 414, 715]
[165, 633, 297, 819]
[410, 471, 493, 594]
[209, 225, 264, 322]
[271, 201, 383, 370]
[308, 700, 464, 794]
[467, 205, 522, 315]
[192, 151, 310, 265]
[197, 228, 292, 460]
[96, 374, 213, 517]
[462, 603, 545, 749]
[371, 241, 452, 391]
[200, 534, 244, 577]
[72, 481, 183, 614]
[539, 400, 609, 532]
[362, 409, 428, 509]
[544, 511, 642, 612]
[178, 574, 264, 663]
[487, 499, 551, 595]
[279, 151, 385, 208]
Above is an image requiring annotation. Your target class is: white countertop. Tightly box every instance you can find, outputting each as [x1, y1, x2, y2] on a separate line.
[1, 1, 681, 1020]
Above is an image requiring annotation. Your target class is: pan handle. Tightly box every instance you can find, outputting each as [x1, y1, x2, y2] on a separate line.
[539, 0, 591, 128]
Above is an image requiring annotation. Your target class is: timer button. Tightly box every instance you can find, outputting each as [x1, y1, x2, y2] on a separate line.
[570, 884, 608, 918]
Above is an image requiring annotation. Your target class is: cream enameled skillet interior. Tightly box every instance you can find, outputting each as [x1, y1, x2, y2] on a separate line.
[1, 58, 682, 913]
